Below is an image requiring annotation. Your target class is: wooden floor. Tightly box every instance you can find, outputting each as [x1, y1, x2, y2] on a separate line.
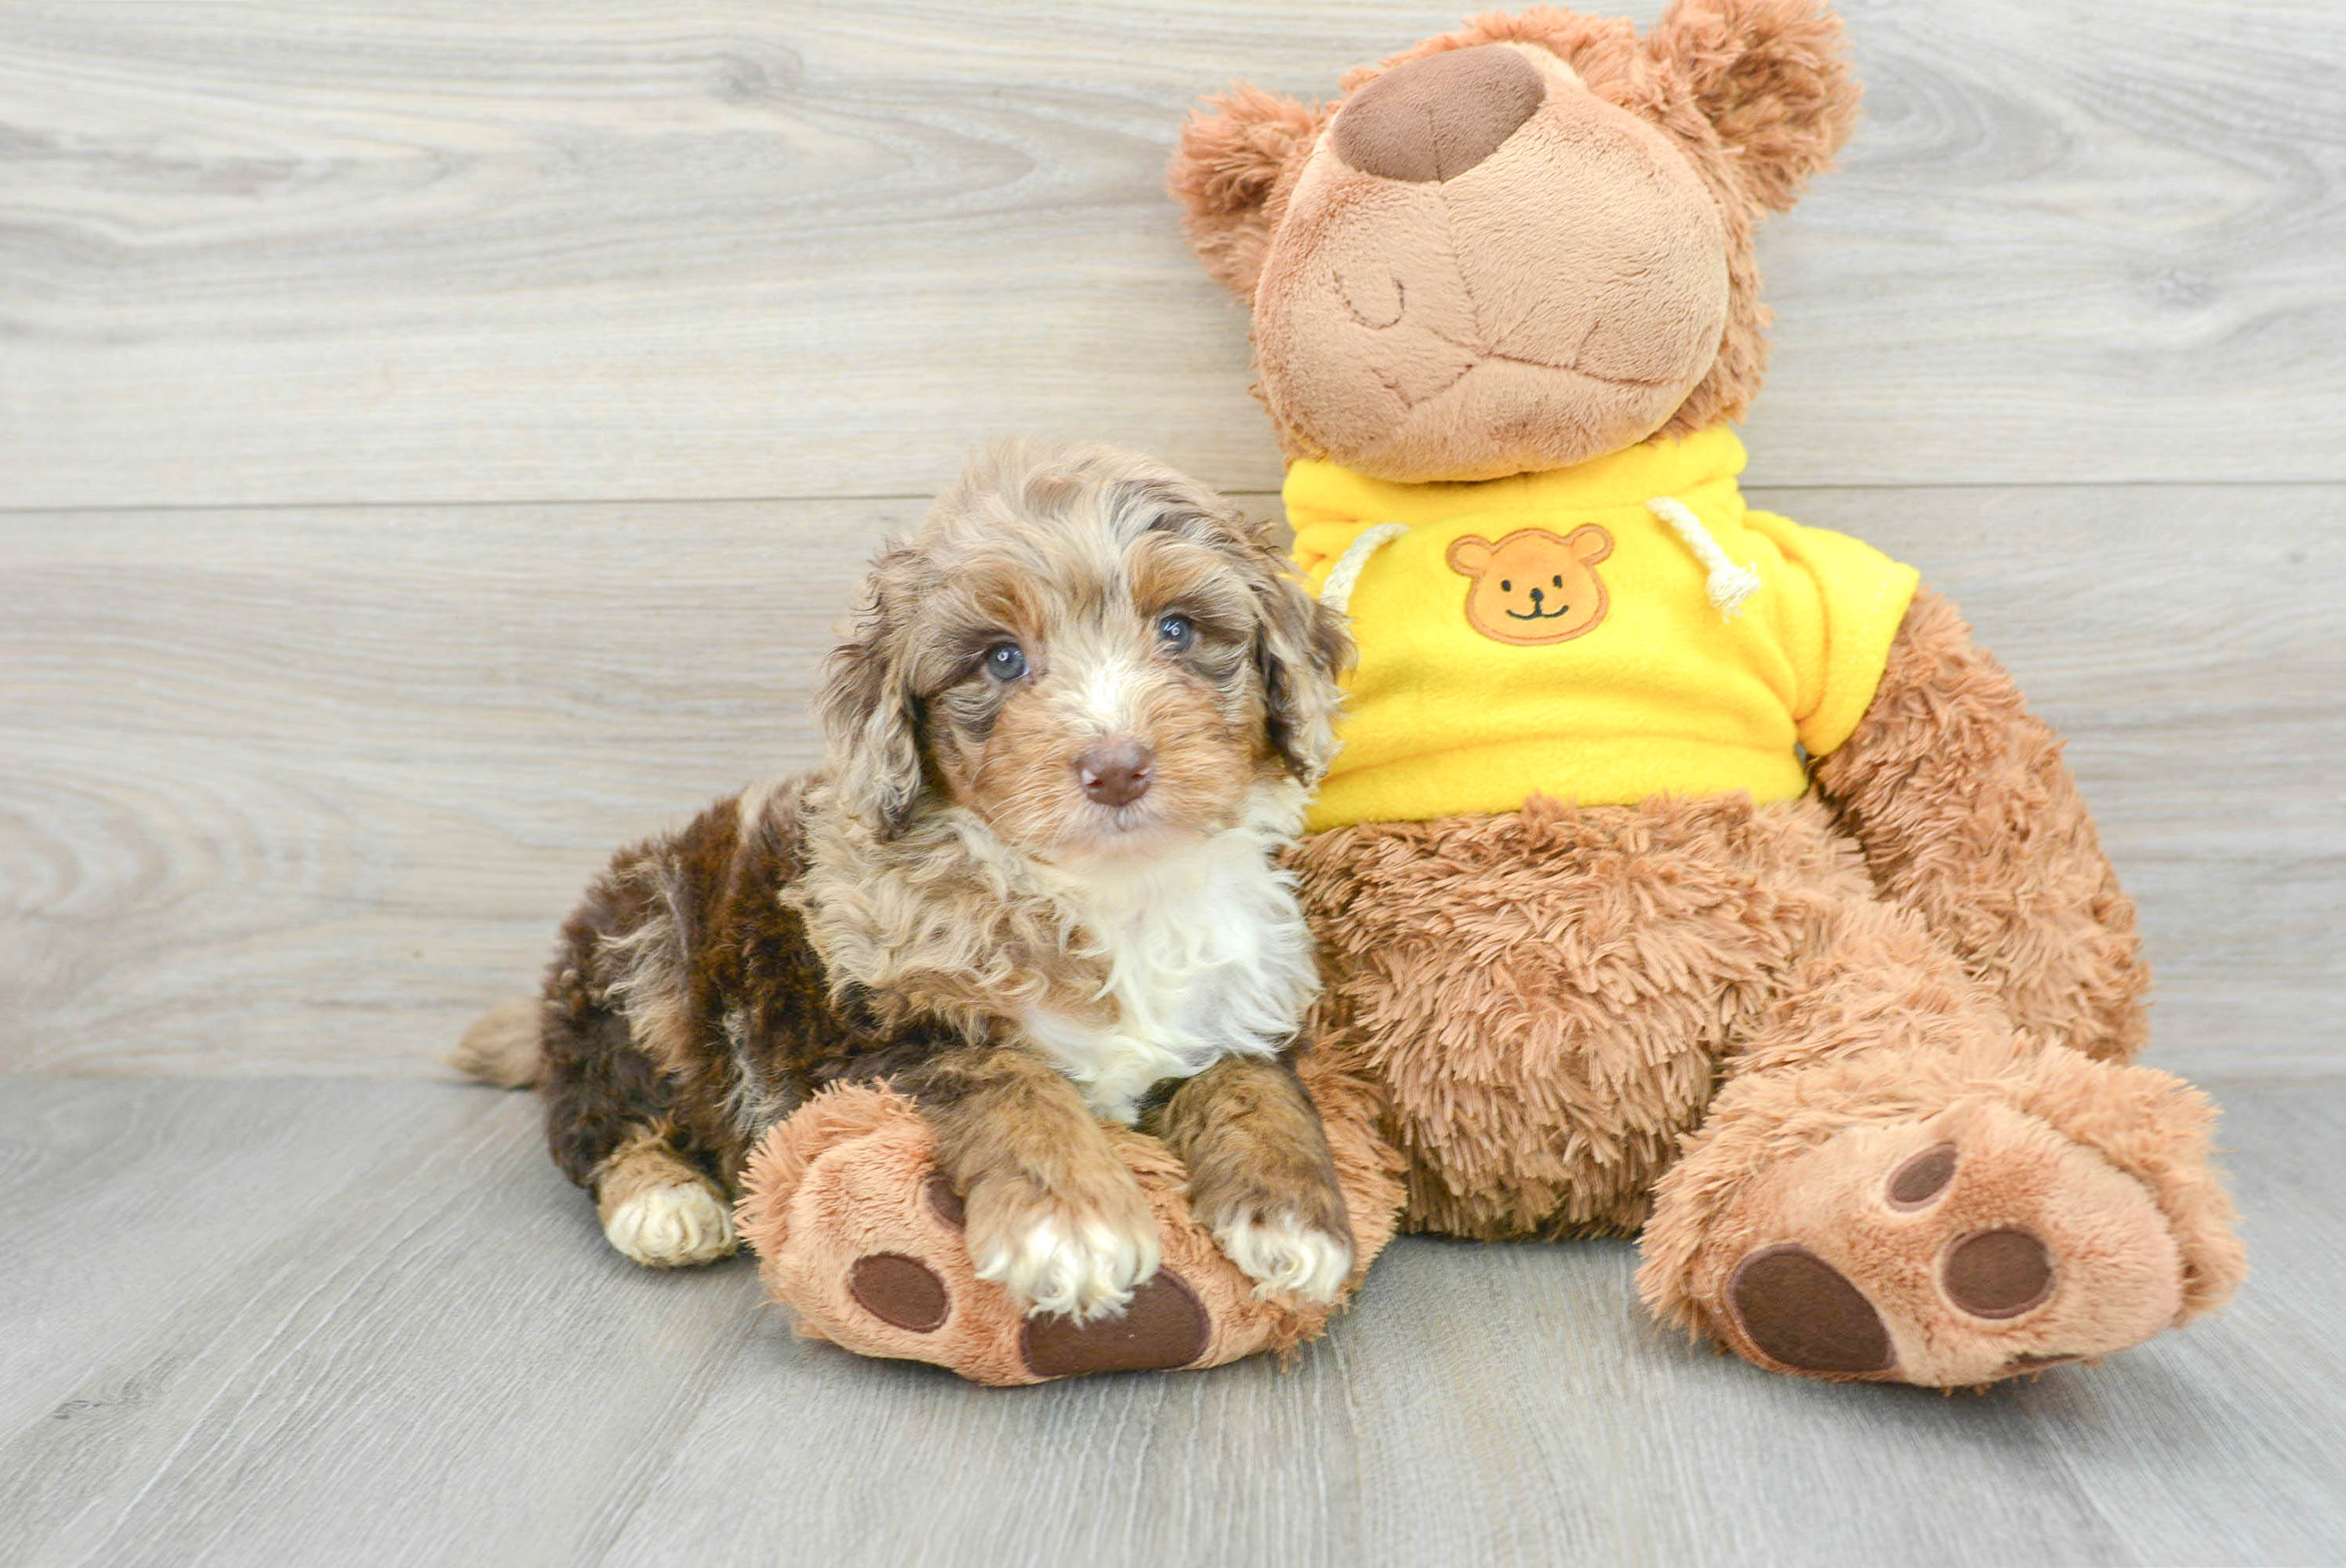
[5, 2, 2343, 1564]
[1, 1074, 2338, 1567]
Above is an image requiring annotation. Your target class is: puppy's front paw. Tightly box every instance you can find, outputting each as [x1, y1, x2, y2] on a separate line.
[968, 1178, 1160, 1323]
[1188, 1151, 1355, 1305]
[602, 1179, 738, 1269]
[1213, 1213, 1353, 1304]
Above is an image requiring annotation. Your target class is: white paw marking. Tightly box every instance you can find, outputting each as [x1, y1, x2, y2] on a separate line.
[1215, 1214, 1352, 1303]
[603, 1181, 737, 1269]
[973, 1210, 1160, 1323]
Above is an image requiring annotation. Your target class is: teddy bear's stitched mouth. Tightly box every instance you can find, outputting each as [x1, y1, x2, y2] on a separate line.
[1504, 602, 1574, 621]
[1368, 350, 1678, 430]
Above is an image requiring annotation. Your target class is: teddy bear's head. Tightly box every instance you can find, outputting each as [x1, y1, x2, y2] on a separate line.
[1169, 1, 1860, 484]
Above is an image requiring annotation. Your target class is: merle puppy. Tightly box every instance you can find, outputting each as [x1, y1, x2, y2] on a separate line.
[455, 443, 1358, 1323]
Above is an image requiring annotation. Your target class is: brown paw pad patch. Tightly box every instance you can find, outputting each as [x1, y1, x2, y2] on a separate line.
[1887, 1142, 1958, 1210]
[922, 1172, 966, 1229]
[1020, 1270, 1211, 1379]
[1943, 1228, 2055, 1319]
[848, 1253, 950, 1334]
[1728, 1244, 1894, 1374]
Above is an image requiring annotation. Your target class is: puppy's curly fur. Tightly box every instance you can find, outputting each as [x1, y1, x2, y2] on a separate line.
[462, 444, 1358, 1319]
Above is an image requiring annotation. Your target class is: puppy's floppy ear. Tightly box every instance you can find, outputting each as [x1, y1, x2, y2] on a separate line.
[818, 543, 925, 838]
[1240, 518, 1354, 787]
[1168, 84, 1328, 300]
[1648, 0, 1861, 213]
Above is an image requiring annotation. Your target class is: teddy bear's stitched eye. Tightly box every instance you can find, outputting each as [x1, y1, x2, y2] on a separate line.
[1500, 579, 1512, 592]
[984, 641, 1028, 681]
[1552, 575, 1563, 588]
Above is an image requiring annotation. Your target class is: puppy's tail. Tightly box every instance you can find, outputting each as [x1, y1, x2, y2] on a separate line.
[445, 996, 543, 1089]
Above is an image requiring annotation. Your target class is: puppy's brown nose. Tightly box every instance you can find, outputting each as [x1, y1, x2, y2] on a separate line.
[1077, 739, 1153, 808]
[1333, 44, 1545, 183]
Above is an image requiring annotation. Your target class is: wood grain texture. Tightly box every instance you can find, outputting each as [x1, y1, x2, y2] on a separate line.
[0, 1, 2341, 510]
[0, 1078, 475, 1433]
[4, 485, 2337, 1079]
[1, 1075, 2337, 1566]
[0, 1086, 759, 1566]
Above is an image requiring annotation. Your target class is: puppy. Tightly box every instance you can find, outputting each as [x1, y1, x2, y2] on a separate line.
[454, 443, 1358, 1322]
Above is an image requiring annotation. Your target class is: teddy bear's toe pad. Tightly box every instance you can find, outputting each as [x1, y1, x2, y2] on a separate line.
[1728, 1245, 1893, 1374]
[1706, 1100, 2186, 1385]
[1942, 1228, 2055, 1319]
[1019, 1272, 1212, 1377]
[1886, 1142, 1957, 1207]
[848, 1253, 952, 1334]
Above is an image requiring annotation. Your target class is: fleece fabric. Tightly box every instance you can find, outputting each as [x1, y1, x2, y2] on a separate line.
[1285, 426, 1920, 830]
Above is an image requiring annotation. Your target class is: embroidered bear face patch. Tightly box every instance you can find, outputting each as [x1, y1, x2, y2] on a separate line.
[1445, 525, 1614, 645]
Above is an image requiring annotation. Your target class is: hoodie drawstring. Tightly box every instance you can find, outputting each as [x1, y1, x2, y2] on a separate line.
[1646, 496, 1760, 619]
[1318, 522, 1410, 617]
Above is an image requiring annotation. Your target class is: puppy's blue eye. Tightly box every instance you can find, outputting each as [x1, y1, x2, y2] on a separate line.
[1156, 614, 1195, 653]
[984, 642, 1027, 681]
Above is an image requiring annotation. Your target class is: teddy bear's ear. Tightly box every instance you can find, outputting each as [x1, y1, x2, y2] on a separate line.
[1647, 0, 1861, 213]
[1446, 537, 1495, 577]
[1168, 84, 1328, 299]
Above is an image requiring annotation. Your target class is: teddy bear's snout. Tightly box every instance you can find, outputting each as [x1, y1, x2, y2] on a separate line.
[1333, 44, 1544, 184]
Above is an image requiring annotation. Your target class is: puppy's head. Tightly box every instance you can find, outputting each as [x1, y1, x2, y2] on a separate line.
[819, 443, 1350, 860]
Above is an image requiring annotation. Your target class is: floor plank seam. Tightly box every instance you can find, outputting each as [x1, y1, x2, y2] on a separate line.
[6, 476, 2343, 521]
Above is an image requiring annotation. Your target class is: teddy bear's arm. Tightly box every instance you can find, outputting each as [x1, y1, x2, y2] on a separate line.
[1812, 587, 2148, 1062]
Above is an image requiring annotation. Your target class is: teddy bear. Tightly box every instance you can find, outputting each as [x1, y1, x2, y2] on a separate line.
[736, 0, 2246, 1388]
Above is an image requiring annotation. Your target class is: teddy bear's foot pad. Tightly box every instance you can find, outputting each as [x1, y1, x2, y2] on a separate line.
[1704, 1099, 2188, 1386]
[839, 1254, 1211, 1379]
[1020, 1273, 1211, 1377]
[1727, 1244, 1892, 1374]
[839, 1175, 1211, 1376]
[847, 1254, 951, 1334]
[735, 1083, 1378, 1385]
[1726, 1224, 2061, 1377]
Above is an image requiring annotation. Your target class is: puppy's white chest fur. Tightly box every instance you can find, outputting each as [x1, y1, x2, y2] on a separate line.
[1025, 808, 1318, 1123]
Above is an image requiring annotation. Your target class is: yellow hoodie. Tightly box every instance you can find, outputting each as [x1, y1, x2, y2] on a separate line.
[1285, 427, 1919, 832]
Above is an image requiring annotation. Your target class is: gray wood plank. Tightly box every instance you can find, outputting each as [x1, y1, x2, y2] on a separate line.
[1, 1, 2340, 510]
[1327, 1241, 2128, 1568]
[0, 1078, 477, 1433]
[0, 1083, 764, 1567]
[599, 1295, 1376, 1568]
[2, 1076, 2335, 1567]
[0, 497, 913, 1079]
[4, 485, 2337, 1080]
[2017, 1078, 2346, 1568]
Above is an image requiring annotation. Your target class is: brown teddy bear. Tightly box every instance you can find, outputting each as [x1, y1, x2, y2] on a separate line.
[739, 0, 2246, 1387]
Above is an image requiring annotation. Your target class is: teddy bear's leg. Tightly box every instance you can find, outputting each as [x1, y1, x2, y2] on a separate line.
[1814, 588, 2150, 1062]
[732, 1050, 1404, 1386]
[1637, 888, 2246, 1386]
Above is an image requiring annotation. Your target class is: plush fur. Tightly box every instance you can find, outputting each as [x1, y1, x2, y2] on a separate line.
[728, 0, 2243, 1392]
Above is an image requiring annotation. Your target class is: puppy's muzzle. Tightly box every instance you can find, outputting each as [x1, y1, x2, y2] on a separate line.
[1076, 739, 1153, 808]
